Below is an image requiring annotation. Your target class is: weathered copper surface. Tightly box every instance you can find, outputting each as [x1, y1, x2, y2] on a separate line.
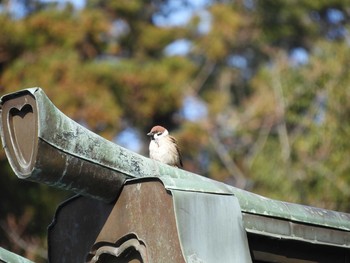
[48, 195, 114, 263]
[1, 88, 350, 263]
[243, 212, 350, 248]
[87, 180, 185, 263]
[0, 88, 128, 202]
[248, 232, 350, 262]
[1, 92, 38, 176]
[0, 247, 35, 263]
[171, 189, 252, 262]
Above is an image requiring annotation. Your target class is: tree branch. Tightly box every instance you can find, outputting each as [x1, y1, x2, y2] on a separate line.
[209, 131, 248, 189]
[272, 65, 291, 162]
[245, 116, 274, 168]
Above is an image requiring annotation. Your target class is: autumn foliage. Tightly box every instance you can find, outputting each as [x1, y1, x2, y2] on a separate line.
[1, 0, 350, 261]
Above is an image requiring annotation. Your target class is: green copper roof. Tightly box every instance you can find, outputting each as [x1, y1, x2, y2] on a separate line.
[0, 247, 35, 263]
[1, 88, 350, 239]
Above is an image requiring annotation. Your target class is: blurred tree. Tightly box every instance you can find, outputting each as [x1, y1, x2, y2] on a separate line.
[1, 0, 350, 261]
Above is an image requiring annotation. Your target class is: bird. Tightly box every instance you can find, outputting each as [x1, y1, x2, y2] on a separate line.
[147, 125, 183, 168]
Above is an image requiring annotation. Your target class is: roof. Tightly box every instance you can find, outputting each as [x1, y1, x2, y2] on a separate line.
[1, 88, 350, 250]
[0, 247, 35, 263]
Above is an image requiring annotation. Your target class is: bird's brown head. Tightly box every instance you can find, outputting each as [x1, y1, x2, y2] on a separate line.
[147, 125, 168, 140]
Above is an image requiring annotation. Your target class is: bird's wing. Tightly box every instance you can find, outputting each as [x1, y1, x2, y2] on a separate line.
[170, 136, 183, 167]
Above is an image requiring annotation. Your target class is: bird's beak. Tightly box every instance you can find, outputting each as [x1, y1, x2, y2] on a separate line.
[147, 132, 153, 137]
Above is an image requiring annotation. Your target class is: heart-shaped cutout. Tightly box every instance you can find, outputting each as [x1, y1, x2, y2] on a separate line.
[1, 93, 38, 177]
[9, 104, 35, 167]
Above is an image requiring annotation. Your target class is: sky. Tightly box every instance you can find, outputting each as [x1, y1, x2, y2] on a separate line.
[3, 0, 85, 18]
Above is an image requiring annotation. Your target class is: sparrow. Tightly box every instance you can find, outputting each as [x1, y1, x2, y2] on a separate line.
[147, 125, 183, 168]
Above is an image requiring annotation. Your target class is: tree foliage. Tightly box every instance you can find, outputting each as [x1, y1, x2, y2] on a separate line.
[1, 0, 350, 261]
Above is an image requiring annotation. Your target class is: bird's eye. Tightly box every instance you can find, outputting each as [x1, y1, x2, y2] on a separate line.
[157, 132, 162, 136]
